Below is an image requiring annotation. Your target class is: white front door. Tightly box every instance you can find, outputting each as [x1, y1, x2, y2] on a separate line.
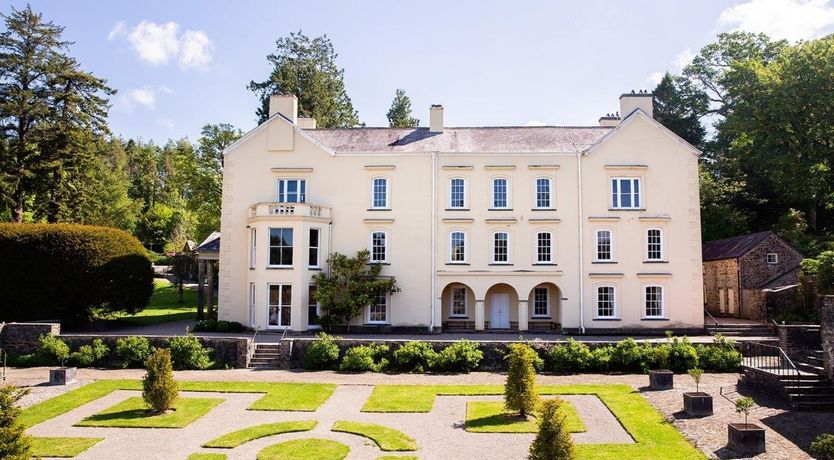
[491, 294, 510, 329]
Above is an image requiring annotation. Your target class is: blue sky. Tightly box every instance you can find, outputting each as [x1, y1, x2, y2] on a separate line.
[10, 0, 834, 143]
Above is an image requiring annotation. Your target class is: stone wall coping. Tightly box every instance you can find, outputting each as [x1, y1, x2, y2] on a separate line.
[775, 324, 821, 329]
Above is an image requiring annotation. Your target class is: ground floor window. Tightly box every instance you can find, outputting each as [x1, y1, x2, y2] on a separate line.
[644, 285, 663, 318]
[308, 285, 320, 326]
[533, 287, 549, 317]
[451, 286, 467, 317]
[596, 285, 616, 318]
[368, 291, 388, 323]
[268, 284, 291, 327]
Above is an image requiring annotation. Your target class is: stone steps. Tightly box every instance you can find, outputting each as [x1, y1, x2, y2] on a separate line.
[706, 324, 775, 337]
[247, 343, 286, 369]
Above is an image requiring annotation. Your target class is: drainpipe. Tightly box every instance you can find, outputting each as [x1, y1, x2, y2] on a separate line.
[577, 150, 586, 334]
[430, 151, 438, 333]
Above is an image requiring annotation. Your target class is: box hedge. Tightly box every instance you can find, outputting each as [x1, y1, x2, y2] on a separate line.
[0, 223, 153, 323]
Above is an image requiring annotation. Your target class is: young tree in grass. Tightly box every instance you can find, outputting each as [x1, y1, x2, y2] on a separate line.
[505, 343, 539, 418]
[0, 385, 32, 460]
[528, 398, 576, 460]
[142, 348, 179, 413]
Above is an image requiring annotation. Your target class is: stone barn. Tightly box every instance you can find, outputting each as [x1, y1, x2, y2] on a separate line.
[702, 231, 803, 321]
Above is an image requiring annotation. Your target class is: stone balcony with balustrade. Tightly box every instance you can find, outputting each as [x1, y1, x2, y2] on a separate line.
[247, 202, 331, 222]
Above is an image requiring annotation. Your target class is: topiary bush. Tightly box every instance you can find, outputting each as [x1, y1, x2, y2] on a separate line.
[0, 223, 153, 324]
[115, 336, 152, 368]
[36, 334, 70, 366]
[302, 332, 341, 370]
[504, 343, 539, 417]
[142, 348, 179, 414]
[168, 335, 211, 370]
[811, 433, 834, 460]
[70, 339, 110, 367]
[549, 339, 593, 374]
[339, 343, 390, 372]
[0, 384, 32, 460]
[392, 341, 438, 373]
[696, 334, 741, 372]
[429, 339, 483, 373]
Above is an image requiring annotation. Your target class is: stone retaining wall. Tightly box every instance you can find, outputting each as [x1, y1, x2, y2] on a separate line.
[777, 324, 822, 361]
[822, 296, 834, 381]
[0, 322, 61, 355]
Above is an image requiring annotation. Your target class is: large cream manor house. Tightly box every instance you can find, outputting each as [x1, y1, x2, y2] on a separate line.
[217, 91, 704, 334]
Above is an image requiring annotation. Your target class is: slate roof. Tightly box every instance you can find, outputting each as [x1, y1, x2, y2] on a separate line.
[196, 231, 221, 253]
[702, 231, 774, 261]
[303, 126, 612, 153]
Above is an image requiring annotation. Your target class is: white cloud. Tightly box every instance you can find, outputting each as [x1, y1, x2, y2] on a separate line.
[674, 49, 695, 69]
[112, 20, 214, 69]
[107, 21, 126, 41]
[525, 120, 547, 127]
[718, 0, 834, 41]
[117, 86, 173, 112]
[646, 72, 665, 86]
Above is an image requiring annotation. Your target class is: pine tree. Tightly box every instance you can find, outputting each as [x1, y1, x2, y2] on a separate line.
[504, 343, 539, 417]
[248, 30, 361, 127]
[528, 398, 576, 460]
[142, 348, 179, 413]
[0, 385, 32, 460]
[386, 89, 419, 128]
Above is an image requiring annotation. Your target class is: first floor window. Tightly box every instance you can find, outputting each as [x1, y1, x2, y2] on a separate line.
[308, 286, 320, 326]
[450, 231, 466, 262]
[278, 179, 306, 203]
[268, 284, 292, 327]
[595, 229, 612, 261]
[645, 285, 663, 318]
[611, 177, 640, 209]
[537, 231, 552, 263]
[646, 228, 662, 260]
[369, 291, 388, 323]
[371, 231, 387, 262]
[450, 178, 466, 208]
[536, 178, 552, 208]
[533, 287, 549, 317]
[596, 285, 616, 318]
[249, 228, 257, 268]
[309, 228, 320, 267]
[493, 232, 509, 263]
[372, 177, 388, 208]
[269, 228, 293, 266]
[492, 178, 508, 208]
[451, 287, 467, 316]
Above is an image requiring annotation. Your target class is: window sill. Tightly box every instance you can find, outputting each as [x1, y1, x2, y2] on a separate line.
[592, 261, 618, 264]
[308, 267, 322, 271]
[266, 266, 294, 270]
[489, 263, 513, 266]
[642, 317, 669, 321]
[608, 208, 646, 212]
[488, 208, 513, 211]
[643, 260, 669, 264]
[365, 322, 390, 326]
[368, 262, 391, 266]
[367, 208, 391, 211]
[531, 316, 552, 320]
[446, 262, 470, 266]
[533, 263, 557, 266]
[592, 317, 621, 321]
[531, 208, 557, 211]
[445, 208, 470, 211]
[249, 267, 256, 270]
[449, 316, 470, 319]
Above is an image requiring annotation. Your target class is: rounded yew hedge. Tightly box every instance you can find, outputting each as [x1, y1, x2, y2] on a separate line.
[0, 223, 153, 323]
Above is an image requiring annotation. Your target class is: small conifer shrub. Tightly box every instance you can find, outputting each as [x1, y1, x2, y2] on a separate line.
[142, 348, 179, 413]
[0, 385, 32, 460]
[528, 398, 576, 460]
[504, 343, 539, 417]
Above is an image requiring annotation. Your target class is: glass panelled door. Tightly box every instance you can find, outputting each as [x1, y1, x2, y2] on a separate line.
[268, 284, 292, 327]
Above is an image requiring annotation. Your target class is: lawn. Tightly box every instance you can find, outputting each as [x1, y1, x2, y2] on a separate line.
[363, 384, 706, 460]
[257, 438, 349, 460]
[75, 396, 223, 428]
[111, 278, 199, 325]
[465, 399, 586, 433]
[30, 437, 103, 458]
[331, 420, 417, 451]
[203, 421, 318, 448]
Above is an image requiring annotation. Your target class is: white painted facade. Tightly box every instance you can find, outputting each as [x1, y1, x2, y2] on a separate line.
[218, 92, 704, 333]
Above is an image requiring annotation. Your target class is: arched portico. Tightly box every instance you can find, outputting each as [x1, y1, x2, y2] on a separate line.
[440, 282, 477, 331]
[527, 282, 561, 331]
[485, 283, 519, 330]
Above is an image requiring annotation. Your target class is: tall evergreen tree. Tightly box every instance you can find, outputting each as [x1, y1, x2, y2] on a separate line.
[248, 30, 361, 127]
[0, 5, 113, 222]
[386, 89, 419, 128]
[187, 123, 241, 240]
[652, 73, 708, 149]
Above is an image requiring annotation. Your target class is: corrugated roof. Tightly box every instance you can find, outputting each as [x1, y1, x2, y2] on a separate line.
[702, 231, 774, 261]
[303, 126, 612, 153]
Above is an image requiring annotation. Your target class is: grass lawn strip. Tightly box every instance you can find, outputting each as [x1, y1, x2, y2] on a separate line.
[257, 438, 349, 460]
[30, 437, 104, 458]
[112, 279, 198, 325]
[20, 380, 335, 429]
[75, 396, 222, 428]
[465, 400, 586, 433]
[331, 420, 417, 451]
[363, 384, 705, 460]
[187, 454, 227, 460]
[203, 421, 317, 448]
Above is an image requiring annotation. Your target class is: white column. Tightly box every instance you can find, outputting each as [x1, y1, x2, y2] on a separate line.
[475, 299, 485, 331]
[518, 300, 529, 331]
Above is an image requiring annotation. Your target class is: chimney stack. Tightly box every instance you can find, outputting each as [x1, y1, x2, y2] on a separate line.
[269, 94, 298, 124]
[619, 90, 653, 119]
[429, 104, 444, 133]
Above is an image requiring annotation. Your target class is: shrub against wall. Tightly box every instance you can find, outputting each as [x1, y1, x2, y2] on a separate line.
[0, 224, 153, 323]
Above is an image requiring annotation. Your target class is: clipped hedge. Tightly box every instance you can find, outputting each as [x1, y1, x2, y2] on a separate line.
[0, 223, 153, 323]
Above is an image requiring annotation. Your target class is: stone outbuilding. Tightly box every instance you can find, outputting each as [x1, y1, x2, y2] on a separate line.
[702, 231, 803, 320]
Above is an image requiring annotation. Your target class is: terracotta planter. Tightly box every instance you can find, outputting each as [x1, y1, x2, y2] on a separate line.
[49, 367, 77, 385]
[728, 423, 765, 455]
[683, 392, 713, 416]
[649, 369, 674, 390]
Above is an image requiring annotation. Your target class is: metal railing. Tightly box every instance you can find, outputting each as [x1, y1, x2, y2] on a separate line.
[1, 348, 6, 382]
[740, 341, 801, 388]
[704, 309, 720, 326]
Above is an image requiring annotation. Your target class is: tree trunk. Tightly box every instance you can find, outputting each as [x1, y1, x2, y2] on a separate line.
[808, 204, 818, 233]
[12, 190, 24, 223]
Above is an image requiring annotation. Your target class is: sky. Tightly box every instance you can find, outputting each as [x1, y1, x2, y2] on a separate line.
[8, 0, 834, 143]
